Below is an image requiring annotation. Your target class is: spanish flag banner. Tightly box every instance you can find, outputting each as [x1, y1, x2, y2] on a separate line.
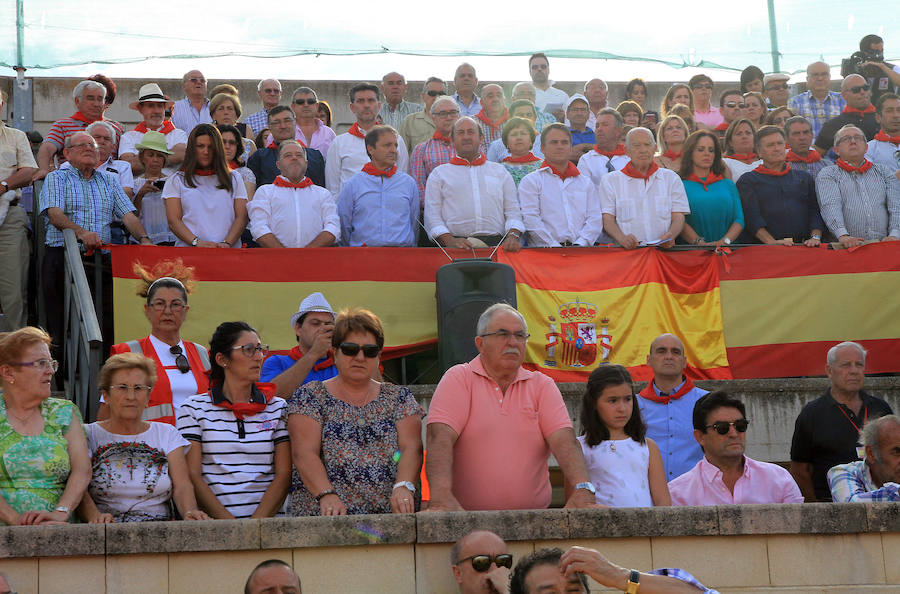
[496, 248, 732, 382]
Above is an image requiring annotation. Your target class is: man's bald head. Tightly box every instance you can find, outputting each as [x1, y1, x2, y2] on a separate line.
[245, 560, 300, 594]
[451, 531, 509, 594]
[647, 333, 687, 382]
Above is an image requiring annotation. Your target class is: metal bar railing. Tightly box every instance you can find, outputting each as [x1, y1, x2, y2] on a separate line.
[62, 228, 102, 421]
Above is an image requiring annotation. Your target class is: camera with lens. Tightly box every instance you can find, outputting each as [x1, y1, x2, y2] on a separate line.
[841, 48, 884, 77]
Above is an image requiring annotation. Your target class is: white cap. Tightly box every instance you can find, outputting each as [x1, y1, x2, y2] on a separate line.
[565, 93, 589, 111]
[289, 292, 335, 329]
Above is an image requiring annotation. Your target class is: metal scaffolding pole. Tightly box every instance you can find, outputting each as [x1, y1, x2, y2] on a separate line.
[12, 0, 33, 133]
[766, 0, 781, 72]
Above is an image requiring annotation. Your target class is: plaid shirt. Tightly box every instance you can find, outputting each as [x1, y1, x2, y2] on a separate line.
[650, 568, 719, 593]
[827, 460, 900, 502]
[410, 138, 456, 197]
[39, 166, 136, 247]
[244, 109, 269, 137]
[787, 91, 846, 138]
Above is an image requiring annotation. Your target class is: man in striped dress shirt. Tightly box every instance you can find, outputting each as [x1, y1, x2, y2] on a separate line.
[815, 124, 900, 248]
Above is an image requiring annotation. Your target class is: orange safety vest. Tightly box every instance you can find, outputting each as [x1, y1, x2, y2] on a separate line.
[110, 336, 210, 425]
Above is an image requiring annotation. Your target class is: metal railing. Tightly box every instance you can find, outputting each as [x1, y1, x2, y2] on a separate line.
[61, 228, 102, 421]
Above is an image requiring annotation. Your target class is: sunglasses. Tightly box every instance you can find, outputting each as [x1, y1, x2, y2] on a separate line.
[425, 90, 445, 97]
[849, 85, 871, 94]
[170, 345, 191, 374]
[339, 342, 380, 358]
[724, 101, 747, 109]
[457, 554, 513, 572]
[706, 419, 750, 434]
[294, 98, 317, 105]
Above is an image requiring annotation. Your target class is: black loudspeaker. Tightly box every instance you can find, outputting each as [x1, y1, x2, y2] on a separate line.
[435, 260, 517, 374]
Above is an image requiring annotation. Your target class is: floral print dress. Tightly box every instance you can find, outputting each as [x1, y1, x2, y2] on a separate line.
[286, 381, 424, 516]
[0, 397, 78, 523]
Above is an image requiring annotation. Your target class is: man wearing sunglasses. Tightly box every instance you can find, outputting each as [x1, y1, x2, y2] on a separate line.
[714, 90, 744, 138]
[763, 73, 791, 108]
[668, 391, 803, 505]
[289, 87, 336, 156]
[690, 74, 724, 129]
[399, 77, 447, 154]
[426, 303, 595, 511]
[813, 74, 879, 158]
[451, 530, 512, 594]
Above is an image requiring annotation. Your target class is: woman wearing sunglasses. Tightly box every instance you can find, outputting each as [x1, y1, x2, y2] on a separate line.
[78, 353, 209, 523]
[177, 321, 291, 519]
[104, 261, 210, 426]
[287, 308, 424, 516]
[0, 327, 91, 525]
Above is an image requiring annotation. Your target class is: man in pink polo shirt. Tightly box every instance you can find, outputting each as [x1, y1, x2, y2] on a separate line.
[426, 303, 596, 511]
[668, 391, 804, 505]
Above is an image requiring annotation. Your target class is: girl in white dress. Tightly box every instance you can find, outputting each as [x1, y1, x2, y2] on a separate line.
[574, 364, 671, 507]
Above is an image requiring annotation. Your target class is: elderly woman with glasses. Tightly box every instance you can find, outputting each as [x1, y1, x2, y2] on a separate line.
[177, 321, 291, 519]
[103, 261, 210, 426]
[287, 308, 424, 516]
[78, 353, 209, 523]
[0, 327, 91, 525]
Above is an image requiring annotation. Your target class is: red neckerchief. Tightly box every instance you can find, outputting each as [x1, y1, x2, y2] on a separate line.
[621, 161, 659, 180]
[836, 158, 874, 174]
[541, 160, 580, 179]
[754, 163, 791, 176]
[228, 161, 240, 170]
[685, 172, 724, 191]
[874, 130, 900, 144]
[134, 120, 176, 134]
[362, 162, 397, 177]
[70, 111, 96, 124]
[266, 141, 278, 150]
[662, 150, 682, 160]
[432, 130, 452, 144]
[475, 108, 509, 132]
[639, 377, 696, 404]
[842, 104, 875, 117]
[786, 150, 821, 163]
[714, 122, 730, 131]
[211, 382, 276, 420]
[288, 345, 335, 371]
[450, 153, 487, 166]
[729, 152, 758, 164]
[594, 143, 626, 158]
[503, 152, 541, 164]
[274, 175, 313, 188]
[348, 123, 367, 138]
[194, 168, 216, 176]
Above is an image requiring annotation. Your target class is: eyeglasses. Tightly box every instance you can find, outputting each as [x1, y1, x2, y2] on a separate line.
[836, 134, 866, 145]
[16, 358, 59, 372]
[766, 83, 789, 91]
[170, 345, 191, 374]
[109, 384, 153, 397]
[188, 77, 206, 84]
[480, 329, 530, 342]
[432, 110, 460, 118]
[262, 89, 281, 94]
[456, 554, 514, 572]
[294, 98, 317, 105]
[425, 90, 445, 97]
[568, 106, 589, 113]
[848, 85, 871, 94]
[69, 142, 98, 150]
[706, 419, 750, 434]
[231, 343, 269, 357]
[692, 83, 713, 89]
[724, 101, 747, 109]
[148, 300, 186, 312]
[338, 342, 381, 358]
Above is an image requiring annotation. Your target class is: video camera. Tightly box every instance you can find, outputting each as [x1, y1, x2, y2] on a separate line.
[841, 48, 884, 78]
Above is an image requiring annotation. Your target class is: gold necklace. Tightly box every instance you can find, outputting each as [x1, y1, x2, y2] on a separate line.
[7, 407, 39, 426]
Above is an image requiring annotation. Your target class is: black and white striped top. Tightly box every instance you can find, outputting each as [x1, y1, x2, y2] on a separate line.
[177, 386, 288, 518]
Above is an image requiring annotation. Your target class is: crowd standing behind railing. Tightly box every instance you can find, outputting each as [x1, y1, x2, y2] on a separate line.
[1, 40, 899, 535]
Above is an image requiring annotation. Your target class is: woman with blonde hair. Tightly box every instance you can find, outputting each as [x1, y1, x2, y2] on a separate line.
[102, 260, 210, 426]
[654, 114, 690, 172]
[660, 83, 694, 119]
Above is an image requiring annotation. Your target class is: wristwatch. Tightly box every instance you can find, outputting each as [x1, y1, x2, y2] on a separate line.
[54, 505, 71, 519]
[625, 569, 640, 593]
[0, 180, 8, 191]
[191, 236, 199, 246]
[392, 481, 416, 493]
[722, 237, 732, 245]
[574, 481, 596, 494]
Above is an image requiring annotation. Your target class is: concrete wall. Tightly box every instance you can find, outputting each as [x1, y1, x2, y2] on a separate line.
[0, 505, 897, 593]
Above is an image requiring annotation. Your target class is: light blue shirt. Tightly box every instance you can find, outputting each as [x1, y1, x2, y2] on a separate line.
[453, 92, 482, 117]
[865, 139, 900, 171]
[171, 97, 212, 134]
[337, 169, 420, 246]
[637, 379, 708, 480]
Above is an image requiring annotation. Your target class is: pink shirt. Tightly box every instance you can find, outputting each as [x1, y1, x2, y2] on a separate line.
[668, 456, 804, 506]
[694, 105, 724, 128]
[426, 355, 573, 510]
[265, 121, 337, 156]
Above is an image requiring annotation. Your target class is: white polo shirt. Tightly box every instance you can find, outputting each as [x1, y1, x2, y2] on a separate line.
[599, 167, 690, 244]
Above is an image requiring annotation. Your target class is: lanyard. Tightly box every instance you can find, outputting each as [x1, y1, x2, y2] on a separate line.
[837, 402, 866, 434]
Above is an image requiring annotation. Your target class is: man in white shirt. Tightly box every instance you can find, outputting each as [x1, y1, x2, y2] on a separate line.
[600, 127, 690, 249]
[325, 83, 409, 198]
[529, 53, 569, 113]
[424, 117, 523, 251]
[519, 123, 601, 247]
[249, 140, 339, 248]
[118, 83, 187, 176]
[577, 108, 630, 187]
[171, 70, 211, 134]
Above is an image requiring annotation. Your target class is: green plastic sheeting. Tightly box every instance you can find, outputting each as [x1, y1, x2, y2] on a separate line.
[1, 0, 896, 74]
